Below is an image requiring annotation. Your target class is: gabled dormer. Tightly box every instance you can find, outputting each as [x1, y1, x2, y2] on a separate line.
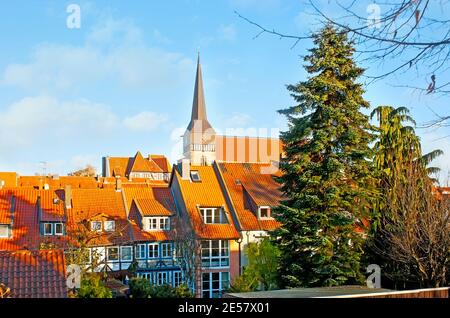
[129, 196, 174, 232]
[242, 186, 274, 220]
[37, 190, 67, 237]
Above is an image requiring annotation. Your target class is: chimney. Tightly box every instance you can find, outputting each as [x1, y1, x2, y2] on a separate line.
[116, 177, 122, 191]
[65, 185, 72, 209]
[181, 159, 190, 180]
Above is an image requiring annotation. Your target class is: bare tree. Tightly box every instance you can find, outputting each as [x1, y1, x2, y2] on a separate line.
[68, 165, 97, 177]
[372, 161, 450, 288]
[236, 1, 450, 126]
[172, 217, 202, 295]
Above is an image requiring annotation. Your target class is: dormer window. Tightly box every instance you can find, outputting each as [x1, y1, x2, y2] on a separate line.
[0, 225, 9, 238]
[54, 223, 64, 235]
[190, 170, 201, 182]
[104, 220, 116, 232]
[91, 221, 102, 232]
[200, 207, 228, 224]
[258, 206, 271, 219]
[43, 222, 64, 236]
[146, 217, 170, 231]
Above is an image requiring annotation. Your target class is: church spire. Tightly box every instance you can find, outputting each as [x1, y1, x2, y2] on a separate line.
[191, 53, 207, 121]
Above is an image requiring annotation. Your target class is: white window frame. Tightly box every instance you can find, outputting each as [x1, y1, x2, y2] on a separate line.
[200, 207, 227, 224]
[136, 244, 146, 259]
[104, 220, 116, 232]
[258, 206, 272, 219]
[0, 224, 9, 238]
[91, 221, 102, 232]
[107, 246, 119, 262]
[43, 223, 53, 236]
[121, 246, 132, 261]
[201, 240, 230, 268]
[148, 243, 159, 259]
[54, 223, 64, 235]
[147, 217, 170, 231]
[202, 272, 230, 298]
[161, 242, 173, 258]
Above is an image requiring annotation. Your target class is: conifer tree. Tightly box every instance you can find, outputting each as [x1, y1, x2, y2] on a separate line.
[274, 25, 376, 287]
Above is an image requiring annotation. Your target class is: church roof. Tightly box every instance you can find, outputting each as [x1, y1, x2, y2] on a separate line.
[186, 55, 215, 134]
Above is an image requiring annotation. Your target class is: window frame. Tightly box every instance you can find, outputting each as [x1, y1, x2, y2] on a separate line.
[0, 224, 9, 238]
[148, 243, 159, 259]
[146, 217, 170, 231]
[91, 221, 102, 232]
[136, 244, 146, 259]
[43, 223, 53, 236]
[201, 240, 230, 268]
[54, 223, 64, 236]
[161, 242, 173, 258]
[104, 220, 116, 232]
[258, 206, 271, 219]
[121, 246, 133, 261]
[107, 246, 120, 262]
[200, 207, 228, 224]
[202, 272, 230, 298]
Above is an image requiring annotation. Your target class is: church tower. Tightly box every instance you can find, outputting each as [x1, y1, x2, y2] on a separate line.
[183, 54, 216, 165]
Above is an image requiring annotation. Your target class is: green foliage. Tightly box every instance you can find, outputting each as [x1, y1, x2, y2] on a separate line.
[229, 239, 280, 292]
[274, 24, 377, 288]
[129, 278, 194, 298]
[76, 274, 112, 298]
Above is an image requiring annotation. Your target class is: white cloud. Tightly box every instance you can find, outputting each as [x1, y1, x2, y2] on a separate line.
[1, 17, 194, 91]
[222, 112, 253, 128]
[419, 130, 450, 185]
[0, 96, 118, 148]
[123, 111, 168, 132]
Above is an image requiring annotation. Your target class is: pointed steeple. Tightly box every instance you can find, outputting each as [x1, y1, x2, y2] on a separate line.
[191, 53, 207, 121]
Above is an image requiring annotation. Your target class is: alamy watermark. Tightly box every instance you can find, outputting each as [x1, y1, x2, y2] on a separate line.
[66, 4, 81, 29]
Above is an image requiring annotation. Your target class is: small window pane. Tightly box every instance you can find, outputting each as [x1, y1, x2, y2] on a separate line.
[121, 246, 132, 261]
[104, 221, 115, 232]
[54, 223, 63, 235]
[44, 223, 53, 235]
[107, 247, 119, 261]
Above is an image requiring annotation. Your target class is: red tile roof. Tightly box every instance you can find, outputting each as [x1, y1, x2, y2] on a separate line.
[107, 153, 170, 178]
[68, 189, 132, 246]
[0, 189, 71, 251]
[216, 162, 282, 231]
[0, 249, 67, 298]
[172, 165, 240, 240]
[0, 172, 18, 188]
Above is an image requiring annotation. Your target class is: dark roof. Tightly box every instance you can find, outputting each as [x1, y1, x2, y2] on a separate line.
[0, 249, 68, 298]
[225, 286, 392, 298]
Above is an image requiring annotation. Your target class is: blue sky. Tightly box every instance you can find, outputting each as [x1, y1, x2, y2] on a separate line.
[1, 0, 449, 183]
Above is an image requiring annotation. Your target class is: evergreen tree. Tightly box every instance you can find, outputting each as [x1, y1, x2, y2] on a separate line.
[274, 25, 376, 287]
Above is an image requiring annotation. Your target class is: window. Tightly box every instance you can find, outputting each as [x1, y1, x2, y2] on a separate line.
[173, 271, 182, 287]
[201, 240, 229, 268]
[107, 247, 119, 261]
[136, 244, 146, 259]
[121, 246, 132, 261]
[161, 243, 173, 258]
[202, 272, 229, 298]
[43, 223, 53, 235]
[159, 218, 169, 230]
[259, 206, 271, 219]
[157, 272, 168, 285]
[190, 170, 201, 182]
[148, 243, 159, 258]
[54, 223, 64, 235]
[200, 208, 228, 224]
[147, 217, 170, 231]
[0, 225, 8, 238]
[91, 221, 102, 232]
[104, 220, 115, 232]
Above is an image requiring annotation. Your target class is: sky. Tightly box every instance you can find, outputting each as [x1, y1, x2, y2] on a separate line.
[0, 0, 449, 183]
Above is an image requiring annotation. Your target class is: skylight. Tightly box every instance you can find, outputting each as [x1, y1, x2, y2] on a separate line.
[190, 170, 201, 182]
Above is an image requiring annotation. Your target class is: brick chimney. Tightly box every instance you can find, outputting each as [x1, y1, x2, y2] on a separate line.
[116, 177, 122, 191]
[181, 159, 190, 180]
[65, 185, 72, 209]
